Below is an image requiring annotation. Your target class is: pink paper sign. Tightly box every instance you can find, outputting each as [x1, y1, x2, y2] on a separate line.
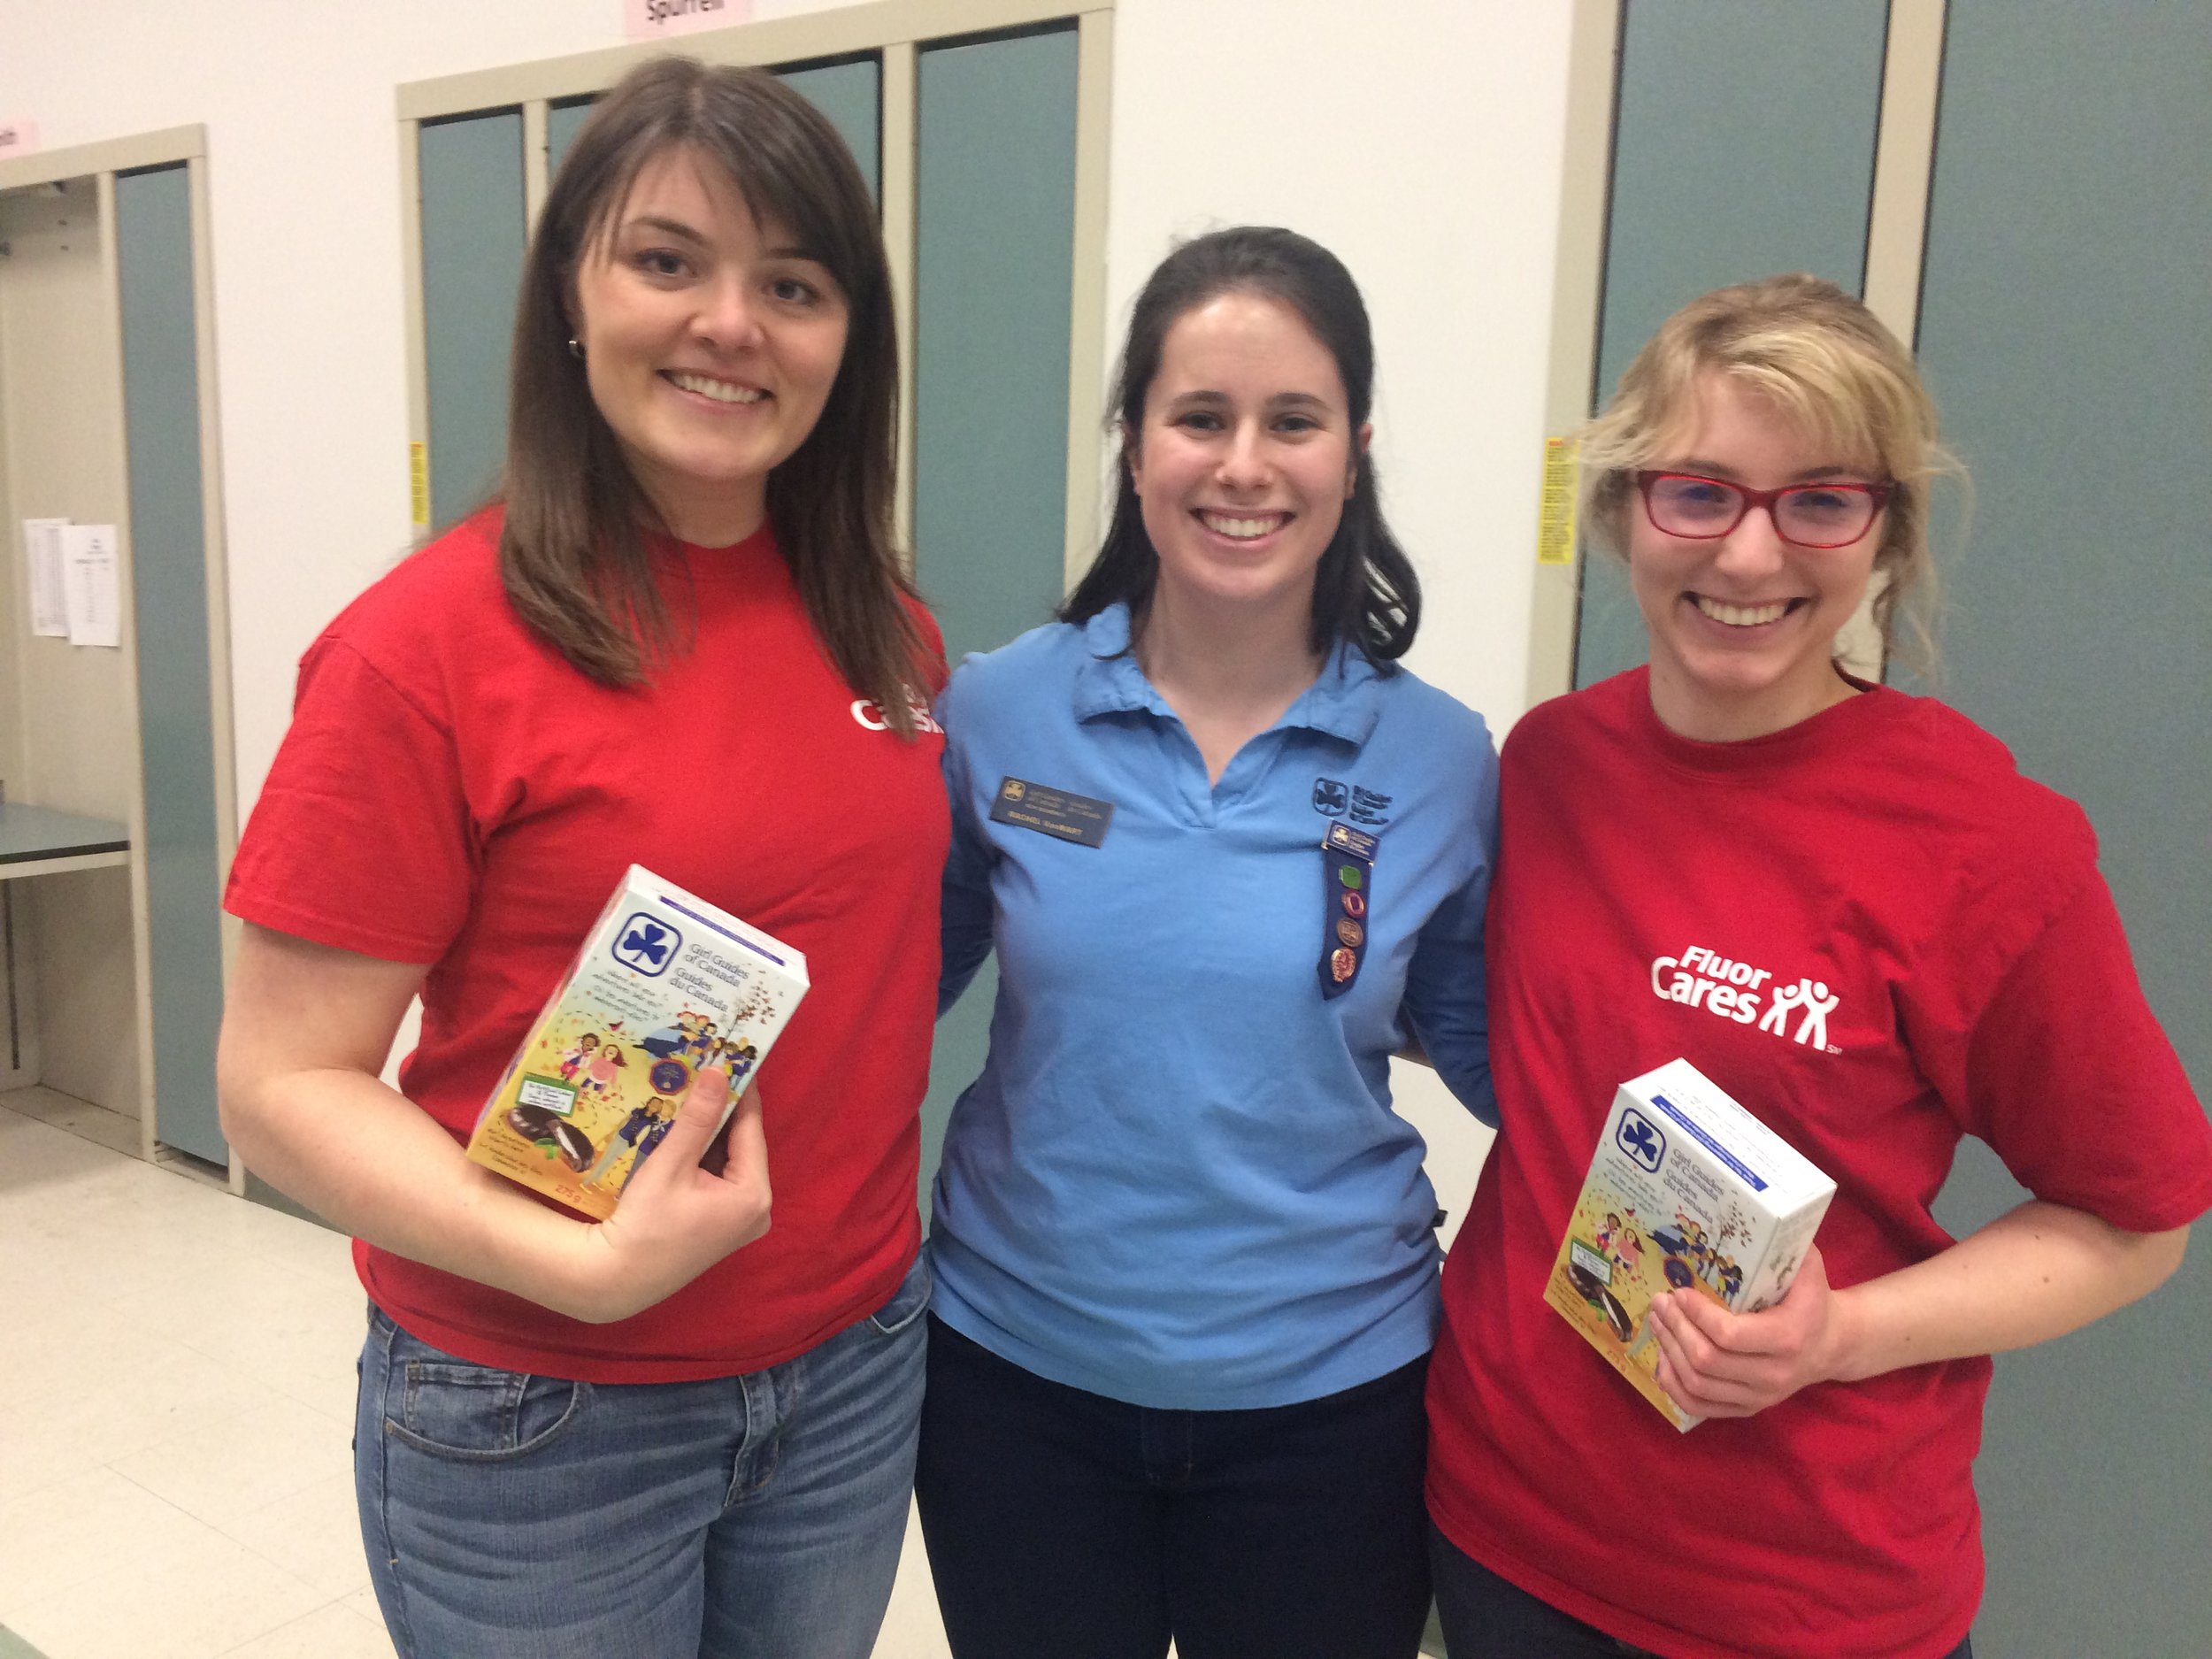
[624, 0, 752, 42]
[0, 119, 39, 159]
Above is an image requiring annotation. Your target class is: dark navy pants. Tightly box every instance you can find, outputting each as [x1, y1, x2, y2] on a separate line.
[1428, 1523, 1974, 1659]
[916, 1315, 1431, 1659]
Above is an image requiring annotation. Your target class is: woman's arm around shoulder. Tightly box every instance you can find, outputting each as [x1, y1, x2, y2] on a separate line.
[218, 923, 772, 1325]
[1397, 706, 1502, 1123]
[934, 657, 998, 1015]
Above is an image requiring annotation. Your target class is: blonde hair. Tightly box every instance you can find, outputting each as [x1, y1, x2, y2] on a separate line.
[1578, 273, 1959, 662]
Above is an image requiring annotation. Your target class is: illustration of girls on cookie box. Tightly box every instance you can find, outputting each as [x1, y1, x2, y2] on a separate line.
[464, 865, 808, 1220]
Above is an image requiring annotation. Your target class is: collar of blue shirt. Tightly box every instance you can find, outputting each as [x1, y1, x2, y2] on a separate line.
[1068, 603, 1385, 746]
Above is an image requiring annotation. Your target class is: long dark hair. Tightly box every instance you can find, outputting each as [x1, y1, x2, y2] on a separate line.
[503, 57, 930, 733]
[1062, 227, 1420, 665]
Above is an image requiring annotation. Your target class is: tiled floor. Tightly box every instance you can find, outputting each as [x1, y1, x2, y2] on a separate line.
[0, 1089, 955, 1659]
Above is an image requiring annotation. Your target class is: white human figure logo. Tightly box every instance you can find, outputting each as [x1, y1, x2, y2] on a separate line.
[1757, 979, 1806, 1035]
[1793, 979, 1839, 1048]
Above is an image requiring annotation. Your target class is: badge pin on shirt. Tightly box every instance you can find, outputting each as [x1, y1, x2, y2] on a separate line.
[1318, 822, 1379, 1000]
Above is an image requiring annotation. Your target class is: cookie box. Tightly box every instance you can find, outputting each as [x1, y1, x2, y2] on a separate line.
[1545, 1056, 1834, 1430]
[464, 864, 808, 1219]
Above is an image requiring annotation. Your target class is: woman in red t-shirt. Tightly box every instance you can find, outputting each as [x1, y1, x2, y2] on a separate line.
[217, 58, 947, 1659]
[1424, 275, 2212, 1658]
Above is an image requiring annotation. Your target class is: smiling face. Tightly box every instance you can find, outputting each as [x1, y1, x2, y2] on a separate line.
[571, 146, 849, 546]
[1126, 291, 1364, 631]
[1629, 372, 1887, 741]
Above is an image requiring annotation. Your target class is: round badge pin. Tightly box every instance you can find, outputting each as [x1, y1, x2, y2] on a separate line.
[1330, 946, 1358, 983]
[1336, 918, 1365, 948]
[1337, 864, 1364, 890]
[1341, 890, 1367, 918]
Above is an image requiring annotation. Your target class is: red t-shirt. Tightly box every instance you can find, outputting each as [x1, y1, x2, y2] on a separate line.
[227, 511, 949, 1381]
[1426, 669, 2212, 1659]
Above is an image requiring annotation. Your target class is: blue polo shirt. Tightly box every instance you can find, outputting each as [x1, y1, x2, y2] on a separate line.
[931, 604, 1499, 1409]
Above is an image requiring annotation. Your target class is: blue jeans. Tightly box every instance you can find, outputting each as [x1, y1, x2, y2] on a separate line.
[916, 1316, 1432, 1659]
[355, 1254, 930, 1659]
[1427, 1525, 1973, 1659]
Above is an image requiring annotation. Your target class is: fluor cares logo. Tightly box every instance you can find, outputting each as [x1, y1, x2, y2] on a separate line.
[1648, 944, 1841, 1054]
[850, 693, 945, 735]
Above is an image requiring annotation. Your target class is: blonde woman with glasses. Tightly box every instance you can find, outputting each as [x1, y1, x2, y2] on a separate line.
[1423, 274, 2210, 1659]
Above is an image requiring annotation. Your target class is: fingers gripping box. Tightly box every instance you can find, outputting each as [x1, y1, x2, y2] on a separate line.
[464, 865, 808, 1220]
[1544, 1057, 1834, 1431]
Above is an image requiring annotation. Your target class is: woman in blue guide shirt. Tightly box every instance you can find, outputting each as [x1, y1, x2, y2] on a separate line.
[917, 227, 1498, 1659]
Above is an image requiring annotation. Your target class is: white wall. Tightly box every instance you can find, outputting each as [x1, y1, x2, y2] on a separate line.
[1094, 2, 1576, 1222]
[1, 0, 1577, 1219]
[1103, 2, 1571, 726]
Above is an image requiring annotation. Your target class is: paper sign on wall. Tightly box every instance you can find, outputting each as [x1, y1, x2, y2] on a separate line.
[1536, 435, 1579, 567]
[22, 518, 71, 637]
[0, 119, 37, 160]
[58, 524, 121, 649]
[624, 0, 752, 42]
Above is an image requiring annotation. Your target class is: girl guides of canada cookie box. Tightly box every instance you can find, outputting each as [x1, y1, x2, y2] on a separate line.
[1545, 1057, 1834, 1431]
[465, 865, 808, 1221]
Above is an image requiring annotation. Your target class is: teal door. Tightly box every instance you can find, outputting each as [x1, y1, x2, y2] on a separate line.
[419, 110, 527, 530]
[910, 25, 1081, 1214]
[115, 164, 227, 1167]
[1914, 4, 2212, 1650]
[1572, 0, 1888, 687]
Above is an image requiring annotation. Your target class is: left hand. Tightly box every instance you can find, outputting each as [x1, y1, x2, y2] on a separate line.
[1648, 1244, 1850, 1419]
[559, 1066, 773, 1324]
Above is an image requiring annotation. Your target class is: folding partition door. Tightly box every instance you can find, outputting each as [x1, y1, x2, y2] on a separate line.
[1911, 6, 2212, 1651]
[117, 162, 228, 1165]
[1571, 0, 1889, 687]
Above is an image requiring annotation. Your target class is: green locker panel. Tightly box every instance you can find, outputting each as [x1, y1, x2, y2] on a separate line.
[912, 26, 1079, 1212]
[780, 60, 881, 204]
[115, 165, 226, 1166]
[1573, 0, 1887, 688]
[419, 111, 526, 529]
[547, 98, 595, 182]
[913, 27, 1077, 661]
[1916, 4, 2212, 1649]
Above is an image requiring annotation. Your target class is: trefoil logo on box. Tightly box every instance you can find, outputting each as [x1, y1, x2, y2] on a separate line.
[1616, 1107, 1666, 1174]
[613, 913, 681, 976]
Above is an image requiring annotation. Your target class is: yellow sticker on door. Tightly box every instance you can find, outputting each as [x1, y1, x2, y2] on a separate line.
[1536, 435, 1578, 567]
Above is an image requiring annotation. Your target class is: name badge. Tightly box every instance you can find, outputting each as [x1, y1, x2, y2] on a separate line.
[989, 777, 1115, 849]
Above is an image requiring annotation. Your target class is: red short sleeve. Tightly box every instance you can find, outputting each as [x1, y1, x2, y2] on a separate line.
[1962, 875, 2212, 1232]
[225, 636, 475, 964]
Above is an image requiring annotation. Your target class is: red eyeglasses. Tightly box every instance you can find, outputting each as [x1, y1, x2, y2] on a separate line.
[1634, 472, 1893, 549]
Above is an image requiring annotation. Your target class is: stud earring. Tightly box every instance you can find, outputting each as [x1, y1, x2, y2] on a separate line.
[568, 338, 585, 360]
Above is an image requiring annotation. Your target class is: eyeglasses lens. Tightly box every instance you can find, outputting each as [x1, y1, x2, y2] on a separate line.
[1773, 488, 1875, 544]
[1647, 477, 1875, 547]
[1647, 476, 1740, 534]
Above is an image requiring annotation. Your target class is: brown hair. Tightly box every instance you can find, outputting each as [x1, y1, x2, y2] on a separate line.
[502, 56, 931, 732]
[1578, 273, 1959, 661]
